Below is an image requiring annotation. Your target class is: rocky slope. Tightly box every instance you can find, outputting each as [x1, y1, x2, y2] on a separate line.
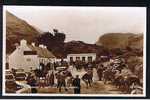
[6, 11, 41, 53]
[64, 41, 109, 58]
[6, 11, 143, 59]
[96, 33, 143, 50]
[36, 32, 109, 58]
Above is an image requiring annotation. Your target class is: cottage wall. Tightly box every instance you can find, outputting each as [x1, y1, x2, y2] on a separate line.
[9, 47, 24, 70]
[39, 58, 56, 65]
[9, 45, 33, 72]
[67, 53, 96, 62]
[8, 39, 56, 72]
[9, 40, 39, 72]
[24, 55, 39, 72]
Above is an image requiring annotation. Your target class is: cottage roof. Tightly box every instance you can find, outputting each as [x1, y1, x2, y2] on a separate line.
[27, 45, 55, 58]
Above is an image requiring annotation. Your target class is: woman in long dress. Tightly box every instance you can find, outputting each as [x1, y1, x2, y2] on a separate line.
[93, 68, 99, 82]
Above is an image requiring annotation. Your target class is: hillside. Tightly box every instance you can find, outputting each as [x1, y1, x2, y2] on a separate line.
[6, 12, 108, 57]
[6, 11, 143, 58]
[64, 41, 109, 57]
[128, 34, 143, 50]
[36, 31, 109, 58]
[96, 33, 143, 50]
[6, 11, 41, 53]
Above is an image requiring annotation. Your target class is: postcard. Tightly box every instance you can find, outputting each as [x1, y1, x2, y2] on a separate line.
[3, 6, 146, 97]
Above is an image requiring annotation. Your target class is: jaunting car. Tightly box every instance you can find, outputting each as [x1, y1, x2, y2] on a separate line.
[5, 74, 17, 93]
[15, 72, 27, 81]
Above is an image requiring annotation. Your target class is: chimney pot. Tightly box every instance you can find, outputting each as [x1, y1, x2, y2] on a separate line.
[20, 39, 27, 46]
[14, 43, 19, 49]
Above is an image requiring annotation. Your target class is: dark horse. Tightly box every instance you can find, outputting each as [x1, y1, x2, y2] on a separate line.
[113, 75, 141, 93]
[82, 70, 93, 88]
[103, 68, 116, 84]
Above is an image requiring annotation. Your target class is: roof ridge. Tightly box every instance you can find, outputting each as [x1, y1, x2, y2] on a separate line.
[27, 44, 55, 58]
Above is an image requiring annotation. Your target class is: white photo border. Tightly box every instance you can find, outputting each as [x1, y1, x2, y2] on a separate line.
[2, 5, 147, 97]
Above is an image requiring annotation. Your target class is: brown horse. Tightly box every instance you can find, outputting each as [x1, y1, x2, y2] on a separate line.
[82, 70, 93, 88]
[103, 68, 116, 84]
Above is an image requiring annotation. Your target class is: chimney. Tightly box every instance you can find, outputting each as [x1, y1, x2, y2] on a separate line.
[31, 42, 35, 47]
[20, 39, 27, 46]
[14, 43, 19, 49]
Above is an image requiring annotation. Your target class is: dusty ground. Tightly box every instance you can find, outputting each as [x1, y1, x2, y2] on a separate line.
[17, 67, 124, 94]
[36, 81, 123, 94]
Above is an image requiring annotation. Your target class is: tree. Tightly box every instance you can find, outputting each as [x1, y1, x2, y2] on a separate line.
[53, 29, 66, 43]
[36, 31, 54, 46]
[37, 29, 66, 44]
[36, 29, 66, 58]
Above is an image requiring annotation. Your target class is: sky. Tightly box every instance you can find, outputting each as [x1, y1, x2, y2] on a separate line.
[4, 6, 146, 44]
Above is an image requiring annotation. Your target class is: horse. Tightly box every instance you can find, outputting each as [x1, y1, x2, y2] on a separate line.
[130, 82, 143, 94]
[126, 75, 141, 86]
[113, 74, 141, 93]
[124, 75, 141, 93]
[113, 75, 126, 89]
[103, 68, 116, 84]
[62, 70, 72, 78]
[82, 70, 93, 88]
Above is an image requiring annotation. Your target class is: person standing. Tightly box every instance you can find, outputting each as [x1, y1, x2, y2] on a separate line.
[97, 64, 104, 81]
[28, 76, 37, 93]
[93, 68, 99, 82]
[46, 70, 52, 86]
[72, 75, 81, 94]
[56, 72, 68, 92]
[49, 71, 54, 86]
[68, 64, 74, 73]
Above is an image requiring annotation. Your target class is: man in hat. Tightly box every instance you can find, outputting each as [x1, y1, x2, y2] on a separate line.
[73, 75, 81, 94]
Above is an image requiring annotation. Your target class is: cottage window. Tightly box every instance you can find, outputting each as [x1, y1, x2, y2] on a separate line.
[6, 63, 9, 69]
[82, 57, 85, 61]
[88, 56, 92, 62]
[76, 57, 80, 61]
[70, 57, 73, 61]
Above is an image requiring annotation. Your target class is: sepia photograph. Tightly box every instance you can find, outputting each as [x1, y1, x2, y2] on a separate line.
[3, 6, 146, 96]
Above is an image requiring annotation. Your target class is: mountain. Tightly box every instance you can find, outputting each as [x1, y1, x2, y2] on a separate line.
[6, 11, 41, 53]
[6, 11, 107, 58]
[128, 34, 143, 50]
[6, 11, 143, 58]
[64, 41, 109, 57]
[96, 33, 143, 50]
[36, 31, 109, 58]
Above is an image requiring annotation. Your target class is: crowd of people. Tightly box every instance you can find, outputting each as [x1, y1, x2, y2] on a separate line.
[24, 57, 143, 94]
[26, 69, 81, 94]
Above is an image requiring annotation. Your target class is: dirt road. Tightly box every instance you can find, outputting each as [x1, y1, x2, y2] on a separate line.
[36, 81, 123, 94]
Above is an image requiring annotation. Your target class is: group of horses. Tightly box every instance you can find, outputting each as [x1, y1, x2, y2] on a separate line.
[96, 58, 142, 94]
[33, 58, 143, 94]
[71, 57, 143, 94]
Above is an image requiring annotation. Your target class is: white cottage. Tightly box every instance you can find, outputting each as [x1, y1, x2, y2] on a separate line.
[8, 39, 56, 72]
[67, 53, 96, 62]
